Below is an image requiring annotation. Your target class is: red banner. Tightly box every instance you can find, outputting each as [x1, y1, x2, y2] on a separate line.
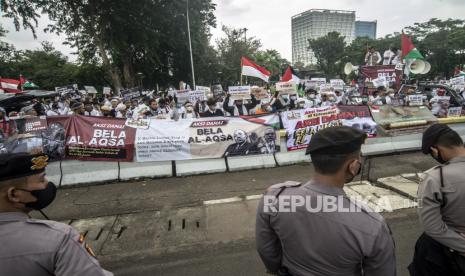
[360, 65, 403, 91]
[47, 116, 136, 162]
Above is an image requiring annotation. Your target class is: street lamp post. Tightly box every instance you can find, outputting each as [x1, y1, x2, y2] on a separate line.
[187, 0, 196, 89]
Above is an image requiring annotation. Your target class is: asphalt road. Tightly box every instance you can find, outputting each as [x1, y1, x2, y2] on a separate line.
[36, 152, 434, 276]
[107, 209, 421, 276]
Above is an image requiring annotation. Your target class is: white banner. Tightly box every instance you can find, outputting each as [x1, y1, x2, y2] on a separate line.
[330, 79, 345, 90]
[135, 116, 280, 161]
[228, 86, 251, 100]
[276, 81, 297, 95]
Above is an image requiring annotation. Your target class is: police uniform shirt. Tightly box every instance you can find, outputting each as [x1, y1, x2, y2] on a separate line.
[256, 181, 396, 276]
[418, 155, 465, 253]
[0, 212, 113, 276]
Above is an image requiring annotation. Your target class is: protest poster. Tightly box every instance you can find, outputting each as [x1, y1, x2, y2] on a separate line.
[281, 106, 341, 151]
[63, 115, 136, 161]
[360, 65, 402, 89]
[330, 79, 345, 91]
[311, 78, 327, 87]
[372, 76, 388, 88]
[189, 90, 207, 103]
[408, 95, 424, 106]
[276, 82, 297, 95]
[84, 86, 98, 94]
[319, 84, 333, 93]
[175, 89, 191, 104]
[338, 106, 377, 137]
[121, 87, 142, 101]
[125, 118, 151, 130]
[450, 76, 465, 86]
[55, 84, 78, 95]
[135, 115, 280, 161]
[228, 86, 251, 100]
[212, 84, 224, 98]
[448, 107, 463, 117]
[303, 80, 318, 89]
[250, 87, 269, 100]
[196, 85, 211, 97]
[103, 87, 112, 95]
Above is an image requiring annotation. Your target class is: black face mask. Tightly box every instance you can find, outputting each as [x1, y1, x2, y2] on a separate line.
[346, 161, 362, 183]
[431, 149, 447, 164]
[17, 182, 57, 210]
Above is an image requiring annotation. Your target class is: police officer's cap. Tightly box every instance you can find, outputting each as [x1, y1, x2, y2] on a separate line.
[0, 153, 49, 181]
[305, 126, 367, 155]
[421, 124, 454, 154]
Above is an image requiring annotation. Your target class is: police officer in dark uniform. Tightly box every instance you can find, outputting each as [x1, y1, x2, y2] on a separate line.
[409, 124, 465, 276]
[256, 126, 396, 276]
[0, 153, 113, 276]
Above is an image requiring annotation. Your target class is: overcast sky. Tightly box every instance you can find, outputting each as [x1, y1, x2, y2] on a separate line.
[1, 0, 464, 62]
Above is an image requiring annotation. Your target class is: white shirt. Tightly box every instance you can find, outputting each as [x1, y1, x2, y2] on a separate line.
[46, 110, 60, 116]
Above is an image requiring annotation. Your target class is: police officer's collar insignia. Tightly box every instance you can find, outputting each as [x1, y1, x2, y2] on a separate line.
[31, 155, 49, 170]
[86, 244, 97, 258]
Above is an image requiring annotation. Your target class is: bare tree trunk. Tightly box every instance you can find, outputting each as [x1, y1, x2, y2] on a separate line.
[97, 40, 123, 95]
[123, 58, 135, 88]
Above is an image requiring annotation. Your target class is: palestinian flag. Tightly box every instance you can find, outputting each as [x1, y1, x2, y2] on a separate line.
[20, 74, 39, 89]
[402, 33, 424, 60]
[0, 78, 21, 93]
[240, 113, 280, 129]
[241, 57, 271, 82]
[281, 66, 300, 83]
[23, 81, 39, 89]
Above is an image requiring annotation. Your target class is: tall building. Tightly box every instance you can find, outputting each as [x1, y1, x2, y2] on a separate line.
[355, 20, 377, 39]
[292, 9, 356, 65]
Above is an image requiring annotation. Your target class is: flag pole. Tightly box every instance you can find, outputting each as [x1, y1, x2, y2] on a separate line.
[240, 58, 243, 86]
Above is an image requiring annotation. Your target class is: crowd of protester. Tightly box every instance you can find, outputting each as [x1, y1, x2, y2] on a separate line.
[1, 80, 464, 125]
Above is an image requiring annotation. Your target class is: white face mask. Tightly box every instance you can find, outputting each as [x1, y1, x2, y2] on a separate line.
[186, 106, 193, 112]
[309, 94, 316, 99]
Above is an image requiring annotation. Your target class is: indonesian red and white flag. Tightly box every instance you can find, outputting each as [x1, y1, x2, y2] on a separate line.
[241, 57, 271, 82]
[0, 78, 21, 93]
[281, 66, 300, 83]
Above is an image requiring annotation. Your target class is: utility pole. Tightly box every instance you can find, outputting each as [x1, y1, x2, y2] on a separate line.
[187, 0, 196, 89]
[243, 28, 248, 42]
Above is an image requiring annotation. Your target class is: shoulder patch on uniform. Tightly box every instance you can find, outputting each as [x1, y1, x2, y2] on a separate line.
[85, 244, 97, 258]
[267, 181, 301, 191]
[77, 233, 98, 258]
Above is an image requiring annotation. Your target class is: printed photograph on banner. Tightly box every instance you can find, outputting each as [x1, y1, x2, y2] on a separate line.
[1, 116, 48, 156]
[212, 84, 225, 98]
[135, 116, 280, 162]
[338, 106, 377, 137]
[281, 106, 342, 151]
[228, 86, 251, 100]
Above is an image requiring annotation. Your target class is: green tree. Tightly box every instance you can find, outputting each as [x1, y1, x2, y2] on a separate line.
[308, 32, 346, 78]
[2, 0, 217, 91]
[216, 26, 262, 86]
[405, 18, 465, 78]
[255, 49, 290, 82]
